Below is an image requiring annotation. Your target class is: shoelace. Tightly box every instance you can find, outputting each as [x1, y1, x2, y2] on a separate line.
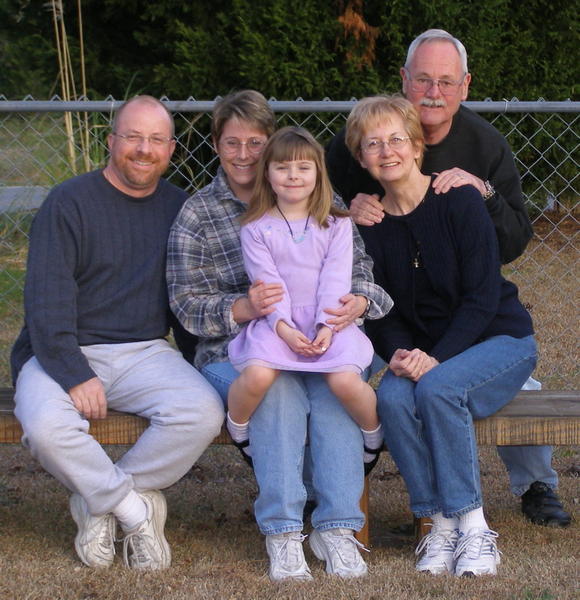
[454, 529, 500, 560]
[415, 529, 457, 557]
[325, 531, 370, 567]
[273, 533, 308, 569]
[122, 522, 160, 568]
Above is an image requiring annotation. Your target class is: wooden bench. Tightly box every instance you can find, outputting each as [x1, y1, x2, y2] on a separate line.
[1, 387, 578, 547]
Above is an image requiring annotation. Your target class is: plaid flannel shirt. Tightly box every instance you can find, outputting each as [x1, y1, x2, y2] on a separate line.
[167, 167, 392, 369]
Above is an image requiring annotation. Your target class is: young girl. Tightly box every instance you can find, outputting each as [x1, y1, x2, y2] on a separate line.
[227, 126, 383, 472]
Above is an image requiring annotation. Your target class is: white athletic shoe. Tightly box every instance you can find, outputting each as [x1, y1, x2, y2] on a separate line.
[415, 528, 459, 575]
[454, 528, 501, 577]
[122, 490, 171, 570]
[70, 493, 116, 568]
[309, 528, 369, 578]
[265, 532, 312, 581]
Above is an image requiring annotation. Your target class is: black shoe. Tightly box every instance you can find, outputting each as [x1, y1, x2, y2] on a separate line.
[364, 444, 384, 476]
[231, 438, 254, 469]
[521, 481, 571, 527]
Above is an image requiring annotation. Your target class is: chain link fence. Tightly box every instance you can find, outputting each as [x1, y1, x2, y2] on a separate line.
[0, 98, 578, 389]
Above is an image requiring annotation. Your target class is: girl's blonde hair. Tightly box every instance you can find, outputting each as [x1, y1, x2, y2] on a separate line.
[243, 126, 347, 226]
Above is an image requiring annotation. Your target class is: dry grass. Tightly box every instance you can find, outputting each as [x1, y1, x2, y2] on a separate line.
[0, 443, 578, 600]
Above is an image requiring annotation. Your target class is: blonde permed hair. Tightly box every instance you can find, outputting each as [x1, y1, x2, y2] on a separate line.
[345, 94, 425, 169]
[242, 126, 347, 227]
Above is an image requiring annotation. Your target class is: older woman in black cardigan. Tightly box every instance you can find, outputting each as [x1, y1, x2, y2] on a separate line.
[345, 95, 537, 578]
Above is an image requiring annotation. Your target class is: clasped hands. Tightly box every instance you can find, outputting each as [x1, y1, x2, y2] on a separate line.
[389, 348, 439, 382]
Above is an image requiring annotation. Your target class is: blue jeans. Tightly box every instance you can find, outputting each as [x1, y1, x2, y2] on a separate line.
[202, 361, 365, 535]
[377, 335, 537, 518]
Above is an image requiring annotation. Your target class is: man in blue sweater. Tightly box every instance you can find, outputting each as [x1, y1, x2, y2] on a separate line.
[326, 30, 570, 528]
[11, 96, 224, 569]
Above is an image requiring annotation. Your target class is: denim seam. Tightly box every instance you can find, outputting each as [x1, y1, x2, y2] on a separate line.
[316, 520, 365, 533]
[260, 526, 305, 536]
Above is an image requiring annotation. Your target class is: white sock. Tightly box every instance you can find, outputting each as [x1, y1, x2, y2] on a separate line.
[361, 423, 383, 462]
[458, 507, 489, 534]
[113, 490, 147, 532]
[431, 512, 459, 532]
[226, 413, 252, 456]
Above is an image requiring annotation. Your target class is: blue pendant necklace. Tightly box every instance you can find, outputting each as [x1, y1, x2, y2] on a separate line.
[276, 203, 310, 243]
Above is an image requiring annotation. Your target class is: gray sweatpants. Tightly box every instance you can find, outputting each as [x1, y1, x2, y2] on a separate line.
[14, 340, 224, 515]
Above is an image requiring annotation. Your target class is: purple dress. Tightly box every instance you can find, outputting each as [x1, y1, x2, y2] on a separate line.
[228, 213, 374, 373]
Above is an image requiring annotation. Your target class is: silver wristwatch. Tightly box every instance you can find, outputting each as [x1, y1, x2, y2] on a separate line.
[482, 180, 496, 201]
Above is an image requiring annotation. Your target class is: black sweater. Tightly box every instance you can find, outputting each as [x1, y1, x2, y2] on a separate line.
[11, 170, 188, 391]
[326, 105, 533, 264]
[362, 184, 534, 363]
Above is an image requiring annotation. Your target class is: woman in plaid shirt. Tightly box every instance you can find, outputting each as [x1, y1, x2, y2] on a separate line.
[167, 90, 391, 582]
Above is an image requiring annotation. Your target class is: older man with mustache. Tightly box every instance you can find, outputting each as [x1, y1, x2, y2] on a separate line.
[326, 29, 570, 529]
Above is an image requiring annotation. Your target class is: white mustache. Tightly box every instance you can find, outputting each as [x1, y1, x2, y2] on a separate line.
[420, 98, 446, 108]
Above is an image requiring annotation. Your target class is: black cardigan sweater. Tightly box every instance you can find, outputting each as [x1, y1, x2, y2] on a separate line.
[362, 184, 534, 364]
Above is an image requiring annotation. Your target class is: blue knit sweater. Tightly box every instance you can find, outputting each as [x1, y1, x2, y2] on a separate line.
[11, 170, 188, 391]
[362, 184, 534, 363]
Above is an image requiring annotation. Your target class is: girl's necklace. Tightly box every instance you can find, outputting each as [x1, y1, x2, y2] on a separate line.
[276, 203, 310, 243]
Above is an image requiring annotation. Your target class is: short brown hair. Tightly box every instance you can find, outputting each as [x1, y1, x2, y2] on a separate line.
[211, 90, 276, 143]
[345, 94, 425, 168]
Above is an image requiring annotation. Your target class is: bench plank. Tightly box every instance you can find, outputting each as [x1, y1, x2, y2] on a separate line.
[2, 388, 578, 446]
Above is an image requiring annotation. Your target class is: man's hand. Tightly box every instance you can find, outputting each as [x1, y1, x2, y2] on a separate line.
[325, 293, 367, 332]
[69, 377, 107, 420]
[276, 321, 318, 356]
[431, 168, 486, 196]
[349, 193, 384, 226]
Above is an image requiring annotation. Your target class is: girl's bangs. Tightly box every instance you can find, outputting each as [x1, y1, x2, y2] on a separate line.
[269, 134, 318, 164]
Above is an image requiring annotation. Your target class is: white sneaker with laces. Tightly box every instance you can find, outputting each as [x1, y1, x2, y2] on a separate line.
[415, 528, 459, 574]
[265, 532, 312, 581]
[70, 493, 116, 568]
[454, 528, 501, 577]
[309, 528, 369, 578]
[122, 490, 171, 570]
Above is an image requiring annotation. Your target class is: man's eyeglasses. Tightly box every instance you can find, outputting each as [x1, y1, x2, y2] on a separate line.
[361, 137, 411, 155]
[220, 137, 267, 156]
[406, 71, 465, 95]
[112, 132, 174, 146]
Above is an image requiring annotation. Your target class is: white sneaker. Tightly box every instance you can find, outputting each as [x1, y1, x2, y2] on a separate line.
[70, 493, 116, 568]
[122, 490, 171, 570]
[415, 528, 459, 575]
[309, 528, 369, 578]
[265, 532, 312, 581]
[454, 528, 501, 577]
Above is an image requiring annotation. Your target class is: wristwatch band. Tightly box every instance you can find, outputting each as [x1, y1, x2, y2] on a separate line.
[482, 180, 496, 201]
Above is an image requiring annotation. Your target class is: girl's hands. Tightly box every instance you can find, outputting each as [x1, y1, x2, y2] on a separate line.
[311, 326, 333, 353]
[276, 321, 330, 357]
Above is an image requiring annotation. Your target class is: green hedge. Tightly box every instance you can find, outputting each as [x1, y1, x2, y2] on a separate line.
[0, 0, 577, 100]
